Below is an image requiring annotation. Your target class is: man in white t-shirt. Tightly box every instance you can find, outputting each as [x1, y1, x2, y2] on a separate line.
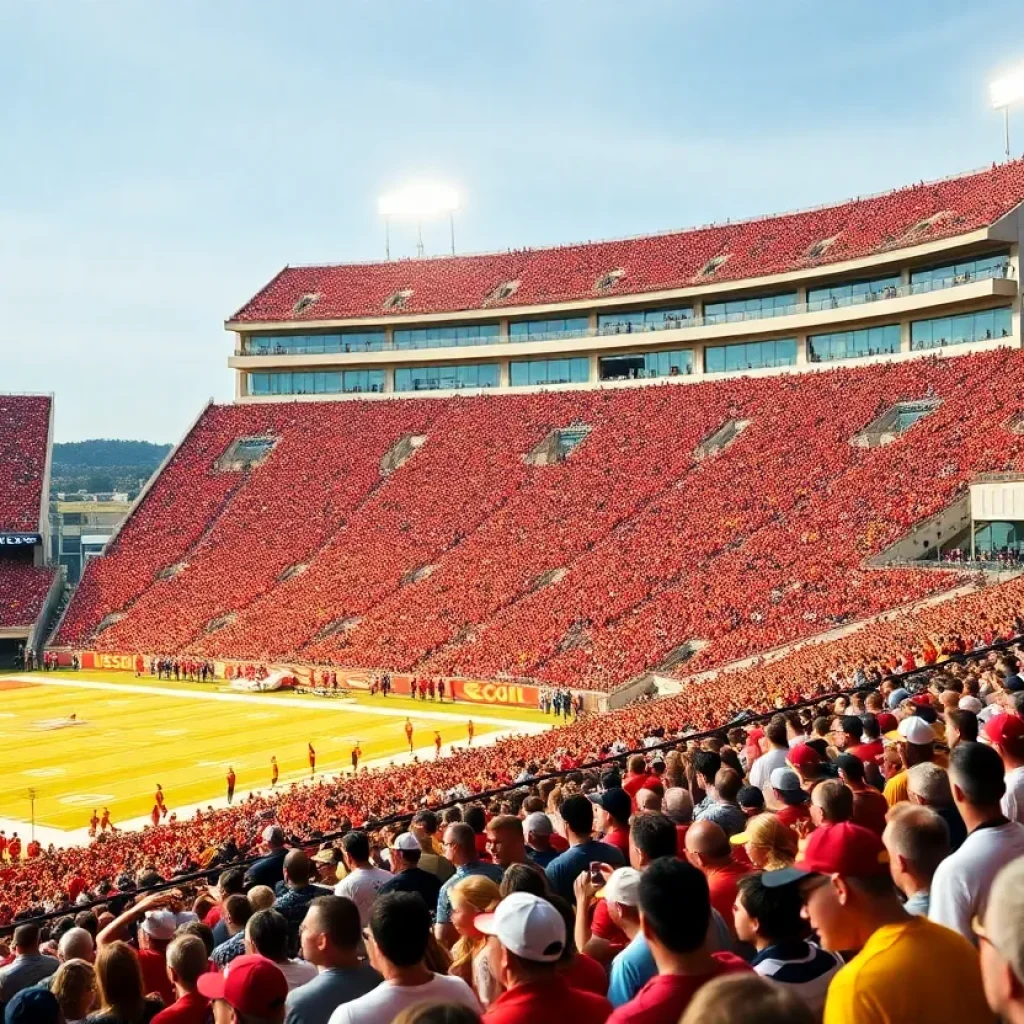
[749, 717, 791, 795]
[245, 908, 318, 990]
[334, 831, 393, 927]
[983, 714, 1024, 823]
[328, 892, 480, 1024]
[930, 742, 1024, 942]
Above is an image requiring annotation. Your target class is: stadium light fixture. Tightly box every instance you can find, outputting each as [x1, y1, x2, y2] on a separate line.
[378, 183, 461, 259]
[990, 67, 1024, 160]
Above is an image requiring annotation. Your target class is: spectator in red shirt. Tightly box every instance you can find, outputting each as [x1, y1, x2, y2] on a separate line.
[683, 822, 750, 937]
[836, 755, 888, 835]
[768, 769, 812, 829]
[151, 935, 210, 1024]
[96, 892, 178, 1008]
[622, 758, 659, 804]
[477, 892, 612, 1024]
[606, 858, 750, 1024]
[596, 790, 632, 860]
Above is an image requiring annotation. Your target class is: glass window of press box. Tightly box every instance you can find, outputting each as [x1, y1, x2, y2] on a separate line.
[509, 317, 590, 342]
[394, 364, 500, 392]
[509, 357, 590, 386]
[704, 338, 797, 374]
[807, 275, 901, 310]
[249, 370, 384, 395]
[974, 521, 1024, 555]
[393, 324, 500, 349]
[910, 252, 1010, 287]
[704, 292, 798, 323]
[808, 325, 901, 362]
[910, 308, 1012, 351]
[599, 349, 693, 381]
[246, 332, 387, 355]
[597, 307, 693, 334]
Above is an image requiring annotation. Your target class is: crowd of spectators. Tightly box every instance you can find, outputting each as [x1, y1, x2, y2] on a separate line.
[0, 561, 56, 630]
[7, 632, 1024, 1023]
[57, 347, 1024, 692]
[0, 395, 49, 535]
[230, 159, 1024, 322]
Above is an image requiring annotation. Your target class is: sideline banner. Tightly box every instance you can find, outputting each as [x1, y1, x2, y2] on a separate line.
[73, 654, 542, 708]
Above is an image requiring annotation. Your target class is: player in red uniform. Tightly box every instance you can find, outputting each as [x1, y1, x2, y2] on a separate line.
[404, 718, 414, 753]
[150, 805, 160, 827]
[271, 756, 279, 787]
[226, 768, 236, 805]
[351, 742, 362, 772]
[434, 731, 442, 758]
[8, 834, 21, 862]
[88, 811, 99, 837]
[155, 784, 166, 818]
[308, 743, 316, 776]
[100, 808, 111, 831]
[467, 719, 475, 746]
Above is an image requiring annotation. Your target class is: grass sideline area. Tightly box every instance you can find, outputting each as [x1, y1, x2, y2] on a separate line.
[0, 670, 550, 832]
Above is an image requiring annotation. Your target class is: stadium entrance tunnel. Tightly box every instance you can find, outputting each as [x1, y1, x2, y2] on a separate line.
[0, 638, 24, 669]
[523, 425, 591, 466]
[381, 435, 427, 476]
[215, 436, 278, 472]
[694, 420, 750, 460]
[851, 399, 941, 448]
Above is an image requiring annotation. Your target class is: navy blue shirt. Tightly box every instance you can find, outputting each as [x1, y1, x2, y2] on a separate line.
[545, 838, 625, 904]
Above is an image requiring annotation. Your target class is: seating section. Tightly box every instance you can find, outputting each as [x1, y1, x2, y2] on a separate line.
[232, 159, 1024, 322]
[58, 348, 1024, 690]
[11, 566, 1024, 917]
[0, 395, 50, 533]
[0, 561, 56, 628]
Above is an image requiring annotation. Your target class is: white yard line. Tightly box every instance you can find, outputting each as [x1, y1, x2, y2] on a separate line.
[1, 676, 550, 848]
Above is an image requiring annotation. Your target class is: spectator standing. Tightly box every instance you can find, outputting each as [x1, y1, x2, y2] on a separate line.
[96, 894, 177, 1007]
[984, 714, 1024, 822]
[274, 850, 332, 955]
[89, 941, 164, 1024]
[436, 825, 505, 947]
[523, 814, 558, 869]
[595, 790, 632, 860]
[150, 935, 209, 1024]
[881, 805, 949, 916]
[448, 875, 502, 1007]
[606, 859, 749, 1024]
[246, 909, 317, 990]
[883, 717, 940, 806]
[976, 857, 1024, 1023]
[767, 769, 811, 829]
[246, 826, 289, 890]
[749, 717, 790, 794]
[732, 873, 841, 1017]
[484, 817, 530, 871]
[379, 833, 443, 912]
[684, 821, 750, 935]
[930, 742, 1024, 940]
[476, 892, 612, 1024]
[728, 814, 798, 871]
[411, 811, 455, 883]
[765, 821, 990, 1024]
[198, 953, 288, 1024]
[285, 896, 381, 1024]
[334, 832, 394, 928]
[906, 762, 967, 849]
[679, 974, 815, 1024]
[0, 924, 58, 1001]
[50, 958, 97, 1024]
[3, 989, 63, 1024]
[693, 769, 746, 837]
[835, 754, 888, 835]
[328, 893, 480, 1024]
[544, 796, 625, 906]
[208, 868, 246, 946]
[210, 894, 253, 969]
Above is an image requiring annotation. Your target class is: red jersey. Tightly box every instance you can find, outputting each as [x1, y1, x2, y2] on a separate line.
[483, 978, 611, 1024]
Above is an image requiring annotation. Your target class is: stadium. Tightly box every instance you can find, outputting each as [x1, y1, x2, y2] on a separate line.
[5, 151, 1024, 1021]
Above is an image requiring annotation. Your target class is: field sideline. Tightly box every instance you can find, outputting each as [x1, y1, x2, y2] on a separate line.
[2, 670, 551, 840]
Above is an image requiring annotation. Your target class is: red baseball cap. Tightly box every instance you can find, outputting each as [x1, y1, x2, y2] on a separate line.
[197, 955, 287, 1017]
[787, 744, 822, 772]
[910, 694, 933, 707]
[984, 713, 1024, 748]
[875, 712, 898, 734]
[762, 822, 890, 887]
[747, 728, 765, 742]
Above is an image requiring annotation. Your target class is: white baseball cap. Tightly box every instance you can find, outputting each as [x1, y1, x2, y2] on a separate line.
[474, 893, 565, 962]
[141, 910, 177, 942]
[391, 832, 421, 851]
[958, 696, 984, 714]
[603, 867, 641, 907]
[885, 717, 938, 745]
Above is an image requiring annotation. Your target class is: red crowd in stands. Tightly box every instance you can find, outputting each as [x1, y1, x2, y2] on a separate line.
[231, 160, 1024, 322]
[0, 395, 49, 535]
[58, 348, 1024, 691]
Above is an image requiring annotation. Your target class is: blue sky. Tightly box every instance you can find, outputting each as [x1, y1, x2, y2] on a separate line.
[1, 0, 1022, 441]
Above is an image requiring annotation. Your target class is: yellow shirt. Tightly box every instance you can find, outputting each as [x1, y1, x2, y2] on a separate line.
[883, 770, 908, 807]
[824, 916, 992, 1024]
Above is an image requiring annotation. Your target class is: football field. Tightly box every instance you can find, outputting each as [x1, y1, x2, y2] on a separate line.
[0, 671, 549, 839]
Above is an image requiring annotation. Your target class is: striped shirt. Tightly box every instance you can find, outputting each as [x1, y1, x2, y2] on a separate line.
[751, 940, 843, 1016]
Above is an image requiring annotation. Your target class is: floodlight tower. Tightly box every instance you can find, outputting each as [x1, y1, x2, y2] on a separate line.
[378, 183, 460, 259]
[991, 67, 1024, 160]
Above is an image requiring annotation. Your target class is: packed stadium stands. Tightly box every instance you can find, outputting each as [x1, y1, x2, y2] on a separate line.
[57, 347, 1024, 690]
[230, 160, 1024, 322]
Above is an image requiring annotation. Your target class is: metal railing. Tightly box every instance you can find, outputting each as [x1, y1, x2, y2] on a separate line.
[233, 264, 1014, 358]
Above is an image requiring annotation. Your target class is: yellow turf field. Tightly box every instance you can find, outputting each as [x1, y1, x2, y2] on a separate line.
[1, 671, 548, 832]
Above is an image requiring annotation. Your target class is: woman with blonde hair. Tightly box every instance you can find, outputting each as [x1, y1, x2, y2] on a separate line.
[87, 940, 162, 1023]
[447, 875, 501, 1006]
[53, 958, 97, 1024]
[730, 812, 798, 870]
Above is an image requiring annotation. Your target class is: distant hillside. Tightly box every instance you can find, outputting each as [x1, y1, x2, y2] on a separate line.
[52, 439, 172, 498]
